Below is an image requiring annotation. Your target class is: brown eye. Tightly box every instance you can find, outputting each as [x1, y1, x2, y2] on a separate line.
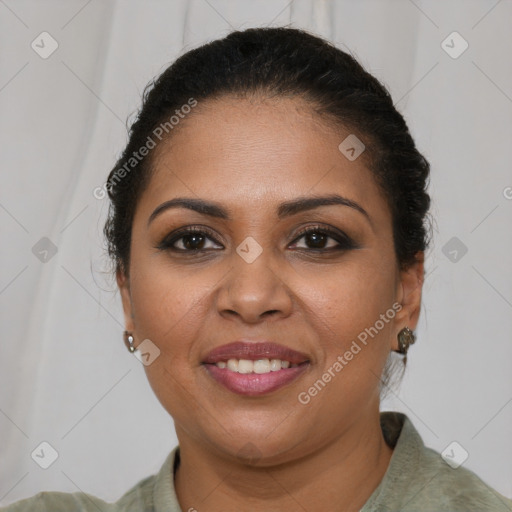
[290, 226, 356, 251]
[157, 227, 223, 252]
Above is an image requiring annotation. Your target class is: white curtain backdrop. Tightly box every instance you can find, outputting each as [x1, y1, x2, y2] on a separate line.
[1, 0, 511, 505]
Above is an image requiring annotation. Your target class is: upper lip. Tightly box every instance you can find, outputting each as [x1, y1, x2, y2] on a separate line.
[203, 341, 310, 365]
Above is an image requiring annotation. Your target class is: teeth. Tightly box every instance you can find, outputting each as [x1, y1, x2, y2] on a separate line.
[269, 359, 281, 371]
[217, 358, 298, 373]
[238, 359, 253, 374]
[227, 359, 239, 372]
[253, 359, 270, 374]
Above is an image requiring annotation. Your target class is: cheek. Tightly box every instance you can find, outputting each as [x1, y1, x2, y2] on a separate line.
[296, 265, 396, 415]
[301, 255, 397, 345]
[127, 259, 213, 425]
[129, 262, 207, 359]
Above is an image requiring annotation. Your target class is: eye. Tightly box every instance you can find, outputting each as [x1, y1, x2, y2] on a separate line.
[289, 225, 356, 251]
[157, 226, 223, 252]
[157, 225, 356, 254]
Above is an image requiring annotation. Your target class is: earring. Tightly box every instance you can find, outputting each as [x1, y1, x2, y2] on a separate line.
[123, 330, 136, 353]
[395, 326, 416, 356]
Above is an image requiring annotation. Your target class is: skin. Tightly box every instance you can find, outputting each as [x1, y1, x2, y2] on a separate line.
[117, 94, 424, 511]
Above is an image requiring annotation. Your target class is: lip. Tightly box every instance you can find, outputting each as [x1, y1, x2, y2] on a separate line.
[204, 363, 310, 396]
[202, 341, 310, 365]
[202, 341, 311, 396]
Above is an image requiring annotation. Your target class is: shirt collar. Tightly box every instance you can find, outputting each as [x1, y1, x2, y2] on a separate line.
[361, 411, 422, 511]
[153, 444, 182, 512]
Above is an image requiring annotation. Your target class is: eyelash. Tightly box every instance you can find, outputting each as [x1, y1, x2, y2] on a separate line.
[156, 225, 357, 254]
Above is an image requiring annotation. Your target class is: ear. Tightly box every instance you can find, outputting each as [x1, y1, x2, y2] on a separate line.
[117, 267, 135, 332]
[392, 252, 425, 352]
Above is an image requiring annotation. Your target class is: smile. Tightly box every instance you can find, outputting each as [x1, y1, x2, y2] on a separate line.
[203, 359, 310, 396]
[215, 358, 298, 373]
[202, 341, 311, 396]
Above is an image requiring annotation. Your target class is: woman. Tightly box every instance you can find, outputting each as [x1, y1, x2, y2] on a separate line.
[2, 26, 511, 512]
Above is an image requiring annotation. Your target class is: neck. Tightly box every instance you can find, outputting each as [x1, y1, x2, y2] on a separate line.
[174, 411, 394, 512]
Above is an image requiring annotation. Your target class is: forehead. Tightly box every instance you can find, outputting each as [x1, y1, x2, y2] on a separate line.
[139, 95, 388, 221]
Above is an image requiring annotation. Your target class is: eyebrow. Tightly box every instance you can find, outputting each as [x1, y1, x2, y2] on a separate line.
[147, 194, 372, 227]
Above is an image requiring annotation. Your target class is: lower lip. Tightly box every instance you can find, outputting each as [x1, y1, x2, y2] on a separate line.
[203, 363, 310, 396]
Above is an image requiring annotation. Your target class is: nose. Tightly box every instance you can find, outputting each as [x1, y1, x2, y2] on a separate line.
[216, 249, 294, 324]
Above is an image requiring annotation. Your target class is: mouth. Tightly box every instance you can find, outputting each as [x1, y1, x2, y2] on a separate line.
[202, 341, 311, 396]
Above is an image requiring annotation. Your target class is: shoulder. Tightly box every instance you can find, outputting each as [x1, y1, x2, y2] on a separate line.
[408, 442, 512, 511]
[0, 472, 157, 512]
[0, 447, 180, 512]
[366, 412, 512, 511]
[0, 490, 114, 511]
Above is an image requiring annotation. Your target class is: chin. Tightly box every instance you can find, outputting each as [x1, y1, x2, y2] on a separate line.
[200, 423, 310, 467]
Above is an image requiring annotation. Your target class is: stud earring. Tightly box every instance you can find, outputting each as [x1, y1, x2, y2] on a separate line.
[123, 330, 136, 353]
[396, 326, 416, 356]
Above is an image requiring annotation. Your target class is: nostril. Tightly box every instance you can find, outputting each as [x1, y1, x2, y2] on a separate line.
[263, 310, 279, 316]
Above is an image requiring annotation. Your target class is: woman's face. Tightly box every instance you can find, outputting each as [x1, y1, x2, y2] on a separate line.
[118, 95, 423, 464]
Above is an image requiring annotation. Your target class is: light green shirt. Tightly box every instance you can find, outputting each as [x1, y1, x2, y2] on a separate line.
[1, 412, 511, 511]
